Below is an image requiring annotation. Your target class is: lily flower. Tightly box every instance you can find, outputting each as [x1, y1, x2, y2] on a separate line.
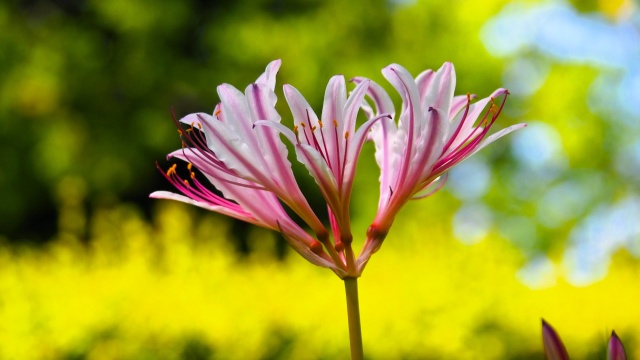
[151, 60, 347, 277]
[256, 76, 390, 274]
[352, 62, 526, 270]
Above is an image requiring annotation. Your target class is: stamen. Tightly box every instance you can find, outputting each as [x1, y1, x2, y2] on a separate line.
[166, 164, 177, 176]
[187, 163, 193, 171]
[183, 179, 189, 186]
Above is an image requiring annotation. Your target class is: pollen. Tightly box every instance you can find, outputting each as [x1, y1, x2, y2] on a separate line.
[190, 172, 195, 179]
[166, 164, 177, 176]
[300, 122, 306, 128]
[333, 119, 338, 127]
[490, 103, 499, 114]
[344, 131, 349, 139]
[187, 163, 193, 171]
[183, 179, 189, 186]
[318, 120, 324, 128]
[311, 126, 317, 132]
[293, 125, 299, 133]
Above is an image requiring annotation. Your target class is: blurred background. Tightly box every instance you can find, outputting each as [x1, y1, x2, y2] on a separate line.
[1, 0, 639, 358]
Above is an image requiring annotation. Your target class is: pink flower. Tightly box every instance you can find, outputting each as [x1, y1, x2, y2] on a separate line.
[352, 62, 526, 270]
[151, 60, 349, 277]
[256, 76, 389, 274]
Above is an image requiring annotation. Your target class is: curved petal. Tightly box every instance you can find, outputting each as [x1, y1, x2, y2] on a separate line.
[423, 62, 456, 117]
[411, 173, 448, 199]
[255, 59, 282, 91]
[150, 191, 261, 226]
[352, 77, 395, 117]
[283, 84, 320, 144]
[294, 143, 341, 211]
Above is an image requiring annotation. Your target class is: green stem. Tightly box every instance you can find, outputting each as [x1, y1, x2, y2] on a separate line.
[344, 277, 364, 360]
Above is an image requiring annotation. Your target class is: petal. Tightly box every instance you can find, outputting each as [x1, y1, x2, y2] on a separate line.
[321, 75, 347, 132]
[150, 191, 262, 226]
[204, 119, 266, 183]
[344, 114, 391, 188]
[416, 68, 435, 104]
[283, 84, 320, 144]
[423, 62, 456, 116]
[352, 77, 395, 117]
[294, 143, 341, 211]
[253, 120, 298, 144]
[382, 64, 421, 194]
[411, 173, 448, 199]
[179, 112, 215, 128]
[255, 59, 282, 91]
[342, 79, 370, 138]
[542, 320, 570, 360]
[608, 331, 627, 360]
[467, 123, 527, 157]
[414, 106, 449, 182]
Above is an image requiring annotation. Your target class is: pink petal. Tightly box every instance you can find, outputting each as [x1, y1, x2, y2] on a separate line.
[542, 320, 570, 360]
[352, 77, 395, 117]
[150, 191, 260, 226]
[255, 59, 282, 91]
[608, 331, 627, 360]
[423, 62, 456, 117]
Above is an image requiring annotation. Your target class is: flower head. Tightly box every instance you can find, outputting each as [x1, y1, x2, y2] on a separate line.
[151, 60, 350, 277]
[353, 62, 526, 269]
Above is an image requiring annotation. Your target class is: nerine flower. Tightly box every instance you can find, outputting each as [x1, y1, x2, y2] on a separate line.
[151, 60, 348, 277]
[353, 62, 526, 270]
[151, 60, 383, 278]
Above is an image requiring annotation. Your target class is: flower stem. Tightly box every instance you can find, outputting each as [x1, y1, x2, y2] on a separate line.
[344, 277, 364, 360]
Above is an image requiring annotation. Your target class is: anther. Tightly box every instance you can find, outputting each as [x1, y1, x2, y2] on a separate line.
[318, 120, 324, 128]
[190, 172, 195, 179]
[293, 125, 299, 133]
[333, 119, 338, 127]
[344, 131, 349, 139]
[311, 126, 317, 132]
[187, 163, 193, 171]
[300, 122, 306, 128]
[214, 109, 221, 116]
[183, 179, 189, 186]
